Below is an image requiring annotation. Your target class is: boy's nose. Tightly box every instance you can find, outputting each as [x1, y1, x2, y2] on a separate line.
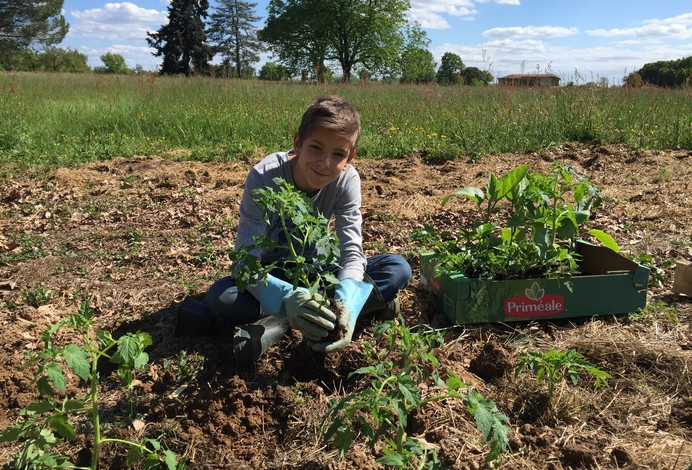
[316, 155, 330, 168]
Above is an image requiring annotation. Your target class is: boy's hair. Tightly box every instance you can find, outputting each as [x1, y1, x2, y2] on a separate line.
[297, 95, 361, 147]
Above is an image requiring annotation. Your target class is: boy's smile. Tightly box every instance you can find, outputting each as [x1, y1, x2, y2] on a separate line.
[290, 127, 357, 196]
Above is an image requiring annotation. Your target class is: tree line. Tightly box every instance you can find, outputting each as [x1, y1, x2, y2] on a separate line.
[0, 0, 493, 85]
[2, 1, 688, 87]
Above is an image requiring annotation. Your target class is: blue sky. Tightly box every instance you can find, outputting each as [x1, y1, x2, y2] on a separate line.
[60, 0, 692, 84]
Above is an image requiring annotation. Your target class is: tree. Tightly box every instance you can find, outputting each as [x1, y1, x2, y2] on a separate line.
[638, 56, 692, 87]
[260, 0, 410, 82]
[462, 66, 492, 86]
[436, 52, 464, 85]
[0, 0, 69, 68]
[259, 0, 330, 82]
[400, 48, 435, 84]
[207, 0, 264, 79]
[94, 52, 132, 74]
[258, 61, 292, 80]
[41, 47, 90, 73]
[399, 23, 435, 84]
[623, 71, 644, 88]
[147, 0, 213, 76]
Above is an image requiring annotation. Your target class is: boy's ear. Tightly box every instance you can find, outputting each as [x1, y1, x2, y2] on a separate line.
[292, 132, 301, 152]
[347, 149, 356, 163]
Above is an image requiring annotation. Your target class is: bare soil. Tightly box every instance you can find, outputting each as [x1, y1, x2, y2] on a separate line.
[1, 143, 690, 469]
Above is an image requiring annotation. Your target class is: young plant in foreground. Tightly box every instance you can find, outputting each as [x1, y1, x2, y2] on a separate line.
[323, 320, 510, 467]
[0, 299, 183, 470]
[230, 177, 341, 303]
[515, 348, 611, 403]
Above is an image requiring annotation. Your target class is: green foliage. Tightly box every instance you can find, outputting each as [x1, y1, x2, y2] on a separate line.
[0, 299, 183, 469]
[399, 47, 436, 84]
[94, 52, 132, 75]
[323, 320, 510, 466]
[0, 0, 69, 67]
[515, 348, 611, 402]
[462, 66, 492, 86]
[147, 0, 213, 76]
[260, 0, 410, 82]
[413, 163, 613, 280]
[206, 0, 264, 79]
[229, 177, 341, 297]
[22, 284, 56, 307]
[436, 52, 464, 85]
[638, 56, 692, 88]
[258, 61, 293, 81]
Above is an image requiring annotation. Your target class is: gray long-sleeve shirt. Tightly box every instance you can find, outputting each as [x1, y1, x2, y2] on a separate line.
[234, 151, 367, 298]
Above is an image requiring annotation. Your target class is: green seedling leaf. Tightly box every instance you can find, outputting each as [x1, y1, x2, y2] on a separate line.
[48, 416, 76, 440]
[378, 452, 406, 466]
[0, 421, 32, 441]
[163, 449, 179, 470]
[45, 363, 66, 392]
[331, 424, 355, 457]
[126, 444, 143, 466]
[37, 376, 54, 397]
[493, 164, 530, 201]
[23, 400, 54, 415]
[63, 399, 84, 412]
[467, 390, 510, 461]
[114, 333, 151, 365]
[441, 186, 485, 206]
[588, 229, 620, 253]
[62, 344, 90, 381]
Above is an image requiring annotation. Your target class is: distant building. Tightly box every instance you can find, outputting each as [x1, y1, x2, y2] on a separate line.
[498, 73, 560, 87]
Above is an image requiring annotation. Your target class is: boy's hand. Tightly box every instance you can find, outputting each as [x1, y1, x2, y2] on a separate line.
[311, 279, 373, 354]
[285, 290, 336, 341]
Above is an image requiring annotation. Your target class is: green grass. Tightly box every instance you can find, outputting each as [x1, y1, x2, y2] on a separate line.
[1, 72, 690, 176]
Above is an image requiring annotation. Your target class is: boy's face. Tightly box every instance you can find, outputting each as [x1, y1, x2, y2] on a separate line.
[290, 127, 357, 195]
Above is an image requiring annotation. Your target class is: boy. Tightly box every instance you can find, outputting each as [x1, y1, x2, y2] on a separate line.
[185, 96, 411, 362]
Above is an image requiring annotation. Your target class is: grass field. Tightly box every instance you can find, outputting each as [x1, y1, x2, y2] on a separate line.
[1, 72, 690, 176]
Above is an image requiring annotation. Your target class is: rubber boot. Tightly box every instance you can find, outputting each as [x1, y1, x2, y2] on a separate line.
[233, 315, 290, 364]
[175, 298, 214, 336]
[360, 274, 400, 320]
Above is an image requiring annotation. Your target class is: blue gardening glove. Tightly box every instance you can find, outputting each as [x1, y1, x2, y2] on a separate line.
[311, 279, 373, 353]
[257, 275, 335, 341]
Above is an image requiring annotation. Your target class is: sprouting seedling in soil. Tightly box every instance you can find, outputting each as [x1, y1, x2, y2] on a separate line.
[0, 299, 184, 470]
[515, 348, 611, 403]
[322, 320, 510, 467]
[230, 177, 341, 301]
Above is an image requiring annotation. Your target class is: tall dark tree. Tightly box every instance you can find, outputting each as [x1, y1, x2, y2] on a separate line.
[0, 0, 68, 68]
[147, 0, 212, 76]
[207, 0, 264, 78]
[260, 0, 410, 82]
[436, 52, 464, 85]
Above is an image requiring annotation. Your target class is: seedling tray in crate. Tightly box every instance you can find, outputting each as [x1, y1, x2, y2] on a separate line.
[419, 242, 650, 324]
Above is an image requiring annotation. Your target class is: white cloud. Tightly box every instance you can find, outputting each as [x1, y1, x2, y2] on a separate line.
[586, 12, 692, 39]
[409, 1, 477, 29]
[70, 2, 167, 41]
[483, 26, 579, 39]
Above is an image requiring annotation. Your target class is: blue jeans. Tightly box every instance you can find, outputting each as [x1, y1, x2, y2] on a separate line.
[205, 254, 412, 325]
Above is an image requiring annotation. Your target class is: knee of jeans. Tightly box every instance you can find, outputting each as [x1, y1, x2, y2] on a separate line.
[388, 255, 413, 288]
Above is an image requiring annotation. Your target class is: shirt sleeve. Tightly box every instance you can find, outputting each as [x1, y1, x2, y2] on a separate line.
[235, 167, 266, 256]
[232, 168, 268, 300]
[334, 168, 367, 282]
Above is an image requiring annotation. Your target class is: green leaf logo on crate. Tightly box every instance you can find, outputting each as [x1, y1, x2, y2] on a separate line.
[504, 282, 565, 318]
